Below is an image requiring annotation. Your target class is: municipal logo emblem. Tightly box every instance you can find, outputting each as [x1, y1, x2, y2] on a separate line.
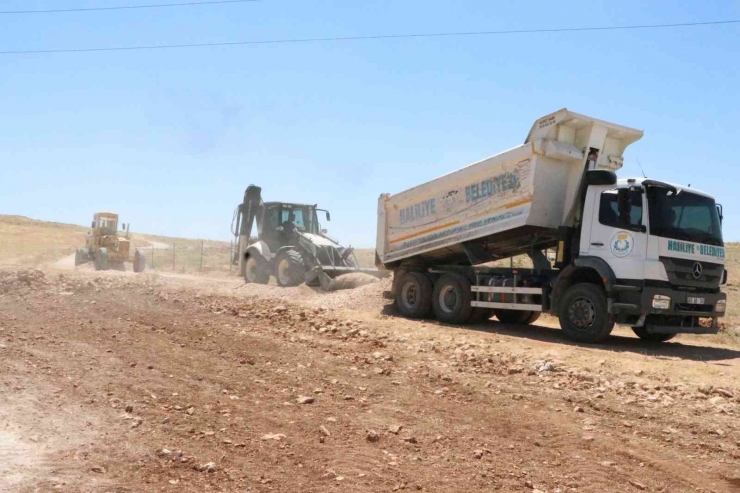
[610, 231, 634, 258]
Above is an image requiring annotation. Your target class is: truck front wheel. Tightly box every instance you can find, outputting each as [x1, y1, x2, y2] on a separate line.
[93, 248, 108, 271]
[395, 271, 432, 319]
[432, 273, 474, 324]
[558, 283, 614, 343]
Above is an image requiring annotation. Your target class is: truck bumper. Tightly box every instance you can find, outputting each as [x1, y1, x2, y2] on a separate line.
[609, 286, 726, 335]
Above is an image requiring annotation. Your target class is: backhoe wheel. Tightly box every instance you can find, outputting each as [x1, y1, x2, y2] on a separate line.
[275, 249, 305, 287]
[558, 283, 614, 343]
[245, 255, 269, 284]
[395, 271, 432, 319]
[495, 309, 541, 325]
[93, 248, 108, 271]
[432, 273, 474, 324]
[74, 248, 87, 267]
[631, 326, 676, 343]
[133, 249, 147, 273]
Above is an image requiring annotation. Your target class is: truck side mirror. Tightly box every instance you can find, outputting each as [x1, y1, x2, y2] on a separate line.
[326, 212, 331, 221]
[91, 221, 95, 228]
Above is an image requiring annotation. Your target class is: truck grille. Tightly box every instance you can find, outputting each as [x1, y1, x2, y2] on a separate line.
[659, 257, 722, 290]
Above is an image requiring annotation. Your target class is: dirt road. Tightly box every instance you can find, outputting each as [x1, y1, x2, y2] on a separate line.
[1, 267, 739, 492]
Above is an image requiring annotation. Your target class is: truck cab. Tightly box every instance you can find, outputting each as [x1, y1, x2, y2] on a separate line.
[581, 177, 726, 335]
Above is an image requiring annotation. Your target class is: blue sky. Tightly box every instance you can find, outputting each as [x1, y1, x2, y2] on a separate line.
[1, 0, 738, 247]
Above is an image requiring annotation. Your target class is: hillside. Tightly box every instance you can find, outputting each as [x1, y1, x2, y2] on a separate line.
[0, 214, 376, 274]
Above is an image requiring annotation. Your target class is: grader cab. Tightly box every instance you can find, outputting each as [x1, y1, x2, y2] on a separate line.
[75, 212, 146, 272]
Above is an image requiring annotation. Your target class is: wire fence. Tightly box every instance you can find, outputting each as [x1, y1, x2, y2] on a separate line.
[146, 239, 236, 276]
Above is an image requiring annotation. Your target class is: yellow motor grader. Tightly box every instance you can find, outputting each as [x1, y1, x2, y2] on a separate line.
[75, 212, 146, 272]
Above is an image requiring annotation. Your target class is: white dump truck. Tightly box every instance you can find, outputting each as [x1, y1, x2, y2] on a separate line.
[376, 109, 727, 343]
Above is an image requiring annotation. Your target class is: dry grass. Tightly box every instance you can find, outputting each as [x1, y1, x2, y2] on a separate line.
[0, 215, 88, 267]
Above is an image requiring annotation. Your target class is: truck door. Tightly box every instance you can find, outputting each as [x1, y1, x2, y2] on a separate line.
[584, 187, 647, 281]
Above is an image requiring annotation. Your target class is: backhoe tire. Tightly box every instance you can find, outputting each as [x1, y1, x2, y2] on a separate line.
[558, 283, 614, 343]
[74, 248, 87, 267]
[432, 273, 474, 324]
[395, 271, 433, 319]
[275, 249, 305, 287]
[93, 248, 108, 271]
[631, 326, 676, 343]
[133, 249, 146, 273]
[244, 254, 270, 284]
[495, 309, 540, 325]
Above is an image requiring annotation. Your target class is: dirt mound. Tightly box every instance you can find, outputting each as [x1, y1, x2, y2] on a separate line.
[0, 269, 49, 294]
[326, 272, 380, 291]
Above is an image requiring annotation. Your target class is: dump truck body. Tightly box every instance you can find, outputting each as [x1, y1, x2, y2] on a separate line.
[376, 109, 726, 344]
[377, 109, 642, 268]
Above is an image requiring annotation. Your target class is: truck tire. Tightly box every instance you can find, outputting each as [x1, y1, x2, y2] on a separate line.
[133, 249, 147, 273]
[395, 271, 433, 319]
[74, 248, 87, 267]
[93, 248, 108, 271]
[558, 283, 614, 343]
[245, 255, 270, 284]
[631, 327, 676, 343]
[432, 273, 474, 324]
[495, 309, 540, 325]
[275, 249, 305, 287]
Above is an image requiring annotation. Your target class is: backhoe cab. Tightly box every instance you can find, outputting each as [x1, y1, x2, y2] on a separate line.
[232, 185, 374, 289]
[75, 212, 146, 273]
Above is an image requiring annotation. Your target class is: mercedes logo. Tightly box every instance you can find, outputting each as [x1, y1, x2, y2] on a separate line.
[692, 262, 703, 279]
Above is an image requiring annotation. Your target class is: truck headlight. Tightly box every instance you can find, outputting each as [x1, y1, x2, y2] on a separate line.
[652, 295, 671, 310]
[715, 299, 727, 313]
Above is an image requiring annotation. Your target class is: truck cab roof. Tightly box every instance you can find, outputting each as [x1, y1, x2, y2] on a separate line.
[616, 178, 715, 199]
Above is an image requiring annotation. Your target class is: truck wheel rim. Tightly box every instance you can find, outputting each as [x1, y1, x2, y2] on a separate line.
[568, 297, 595, 329]
[246, 258, 258, 282]
[438, 285, 458, 314]
[278, 260, 291, 285]
[400, 281, 418, 309]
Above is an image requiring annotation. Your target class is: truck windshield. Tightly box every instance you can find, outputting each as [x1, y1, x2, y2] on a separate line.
[98, 218, 118, 234]
[646, 187, 723, 246]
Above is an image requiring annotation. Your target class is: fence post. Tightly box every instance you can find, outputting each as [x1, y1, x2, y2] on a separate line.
[152, 245, 155, 269]
[200, 240, 204, 271]
[229, 240, 233, 274]
[172, 243, 175, 271]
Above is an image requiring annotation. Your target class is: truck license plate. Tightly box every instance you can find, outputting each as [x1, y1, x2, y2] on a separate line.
[687, 296, 705, 305]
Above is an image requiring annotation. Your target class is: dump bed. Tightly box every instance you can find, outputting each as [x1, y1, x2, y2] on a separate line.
[376, 109, 643, 268]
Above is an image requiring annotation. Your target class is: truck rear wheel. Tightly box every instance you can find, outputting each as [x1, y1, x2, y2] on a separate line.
[558, 283, 614, 343]
[395, 271, 432, 319]
[245, 255, 269, 284]
[631, 327, 676, 343]
[495, 309, 540, 325]
[275, 249, 305, 287]
[432, 273, 474, 324]
[93, 248, 108, 271]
